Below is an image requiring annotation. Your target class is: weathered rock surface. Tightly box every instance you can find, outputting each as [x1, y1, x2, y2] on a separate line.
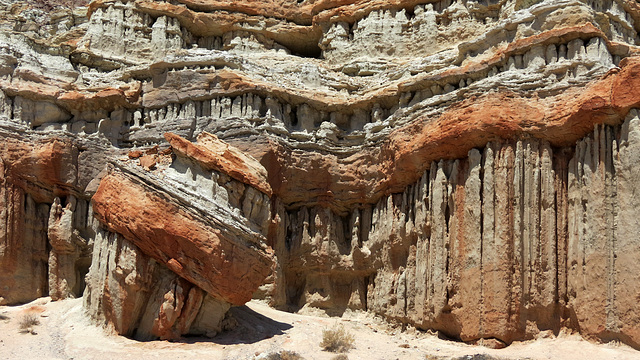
[1, 0, 640, 351]
[271, 112, 640, 348]
[47, 195, 93, 301]
[91, 151, 274, 306]
[84, 131, 274, 339]
[166, 131, 272, 196]
[83, 227, 232, 340]
[0, 123, 108, 305]
[0, 183, 48, 305]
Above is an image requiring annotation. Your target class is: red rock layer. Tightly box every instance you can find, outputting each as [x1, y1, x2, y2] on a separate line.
[273, 123, 640, 348]
[166, 132, 272, 196]
[91, 168, 273, 305]
[0, 133, 103, 305]
[264, 56, 640, 213]
[0, 137, 78, 200]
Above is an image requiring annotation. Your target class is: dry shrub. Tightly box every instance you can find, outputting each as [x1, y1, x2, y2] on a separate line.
[320, 324, 354, 353]
[264, 350, 305, 360]
[18, 314, 40, 332]
[331, 355, 349, 360]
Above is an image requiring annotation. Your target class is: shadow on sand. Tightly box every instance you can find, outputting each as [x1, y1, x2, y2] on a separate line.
[182, 304, 293, 345]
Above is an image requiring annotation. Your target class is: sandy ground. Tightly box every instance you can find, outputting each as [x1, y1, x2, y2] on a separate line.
[0, 298, 638, 360]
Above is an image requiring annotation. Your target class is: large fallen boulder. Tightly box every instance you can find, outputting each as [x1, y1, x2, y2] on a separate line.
[86, 132, 274, 339]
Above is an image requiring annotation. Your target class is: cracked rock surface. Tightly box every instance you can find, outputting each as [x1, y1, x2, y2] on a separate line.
[0, 0, 640, 350]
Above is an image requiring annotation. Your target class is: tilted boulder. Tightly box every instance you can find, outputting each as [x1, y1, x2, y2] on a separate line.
[87, 133, 274, 339]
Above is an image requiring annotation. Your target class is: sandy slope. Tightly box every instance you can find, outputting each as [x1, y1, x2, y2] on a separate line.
[0, 298, 638, 360]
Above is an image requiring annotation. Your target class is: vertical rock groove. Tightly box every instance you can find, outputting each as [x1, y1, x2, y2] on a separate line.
[275, 110, 640, 348]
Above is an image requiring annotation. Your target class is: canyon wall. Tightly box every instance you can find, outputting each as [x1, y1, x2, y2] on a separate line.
[0, 0, 639, 349]
[272, 112, 640, 348]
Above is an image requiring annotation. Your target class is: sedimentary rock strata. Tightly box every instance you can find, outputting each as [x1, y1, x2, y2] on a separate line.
[1, 0, 640, 349]
[91, 137, 274, 306]
[83, 228, 234, 340]
[274, 112, 640, 347]
[0, 124, 106, 305]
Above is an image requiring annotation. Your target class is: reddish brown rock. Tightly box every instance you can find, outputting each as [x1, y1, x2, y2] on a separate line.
[3, 0, 640, 351]
[0, 176, 48, 305]
[127, 150, 143, 159]
[272, 120, 640, 348]
[133, 0, 320, 56]
[382, 56, 640, 193]
[56, 87, 141, 112]
[0, 137, 77, 199]
[138, 155, 157, 170]
[0, 131, 113, 305]
[0, 137, 75, 305]
[263, 56, 640, 213]
[166, 132, 273, 197]
[91, 166, 273, 305]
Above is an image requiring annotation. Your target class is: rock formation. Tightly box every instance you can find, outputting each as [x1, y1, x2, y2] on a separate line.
[1, 0, 640, 350]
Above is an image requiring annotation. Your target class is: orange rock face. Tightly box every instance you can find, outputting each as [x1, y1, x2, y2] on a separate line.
[0, 132, 99, 305]
[91, 167, 274, 305]
[0, 137, 77, 199]
[0, 137, 67, 304]
[166, 132, 272, 196]
[264, 56, 640, 212]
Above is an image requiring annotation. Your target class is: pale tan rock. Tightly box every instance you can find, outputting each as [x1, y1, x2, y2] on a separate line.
[449, 149, 483, 341]
[83, 227, 229, 340]
[2, 0, 640, 351]
[48, 196, 80, 301]
[611, 110, 640, 346]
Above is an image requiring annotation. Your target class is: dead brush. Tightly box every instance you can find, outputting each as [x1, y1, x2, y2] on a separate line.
[18, 313, 40, 333]
[331, 355, 349, 360]
[264, 350, 305, 360]
[320, 324, 354, 353]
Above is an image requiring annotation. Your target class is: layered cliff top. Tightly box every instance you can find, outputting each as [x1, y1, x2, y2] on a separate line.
[1, 0, 640, 213]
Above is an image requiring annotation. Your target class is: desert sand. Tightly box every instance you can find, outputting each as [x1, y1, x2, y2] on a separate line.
[1, 298, 638, 360]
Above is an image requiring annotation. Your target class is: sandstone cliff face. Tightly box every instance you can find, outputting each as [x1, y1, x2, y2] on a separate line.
[1, 0, 640, 350]
[91, 142, 274, 306]
[272, 111, 640, 348]
[84, 132, 274, 339]
[0, 126, 104, 305]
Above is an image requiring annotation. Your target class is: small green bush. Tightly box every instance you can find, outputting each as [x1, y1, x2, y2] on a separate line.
[320, 324, 354, 353]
